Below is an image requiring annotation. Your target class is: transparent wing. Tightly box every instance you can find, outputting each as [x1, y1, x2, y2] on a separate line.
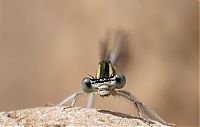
[99, 34, 109, 61]
[108, 30, 130, 67]
[99, 30, 130, 67]
[87, 30, 130, 108]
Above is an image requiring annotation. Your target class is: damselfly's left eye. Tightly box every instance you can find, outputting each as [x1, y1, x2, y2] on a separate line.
[115, 73, 126, 89]
[81, 78, 93, 93]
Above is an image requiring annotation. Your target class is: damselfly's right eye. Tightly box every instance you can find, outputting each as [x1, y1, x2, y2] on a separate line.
[81, 78, 93, 93]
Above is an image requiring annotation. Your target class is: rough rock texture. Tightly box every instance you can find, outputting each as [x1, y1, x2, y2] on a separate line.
[0, 106, 169, 126]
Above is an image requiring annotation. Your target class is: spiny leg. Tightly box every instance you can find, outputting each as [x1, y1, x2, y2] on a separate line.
[115, 90, 142, 118]
[57, 91, 83, 108]
[115, 90, 174, 126]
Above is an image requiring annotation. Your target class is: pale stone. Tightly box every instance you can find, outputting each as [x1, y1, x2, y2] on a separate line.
[0, 106, 170, 126]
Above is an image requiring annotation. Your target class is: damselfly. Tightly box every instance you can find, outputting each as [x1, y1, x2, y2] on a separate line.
[57, 30, 174, 126]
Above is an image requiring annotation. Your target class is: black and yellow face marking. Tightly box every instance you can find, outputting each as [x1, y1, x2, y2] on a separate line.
[96, 60, 115, 79]
[80, 31, 128, 96]
[81, 60, 126, 97]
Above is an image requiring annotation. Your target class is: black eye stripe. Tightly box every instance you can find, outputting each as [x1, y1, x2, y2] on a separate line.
[91, 77, 115, 84]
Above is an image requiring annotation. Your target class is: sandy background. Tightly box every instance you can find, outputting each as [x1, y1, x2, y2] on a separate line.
[0, 0, 199, 126]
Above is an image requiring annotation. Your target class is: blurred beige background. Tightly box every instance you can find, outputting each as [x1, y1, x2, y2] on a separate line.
[0, 0, 199, 126]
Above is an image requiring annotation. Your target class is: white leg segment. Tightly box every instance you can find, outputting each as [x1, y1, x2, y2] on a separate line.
[116, 90, 174, 126]
[86, 93, 95, 108]
[57, 91, 83, 107]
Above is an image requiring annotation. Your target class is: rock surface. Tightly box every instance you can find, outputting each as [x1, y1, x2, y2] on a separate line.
[0, 106, 169, 126]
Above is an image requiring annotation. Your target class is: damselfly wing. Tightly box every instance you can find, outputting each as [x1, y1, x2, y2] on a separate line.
[57, 30, 174, 126]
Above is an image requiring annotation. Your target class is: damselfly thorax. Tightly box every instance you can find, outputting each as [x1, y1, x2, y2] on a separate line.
[81, 60, 126, 97]
[57, 30, 174, 126]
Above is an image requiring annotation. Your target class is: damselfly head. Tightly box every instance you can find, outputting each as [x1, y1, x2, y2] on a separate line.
[81, 73, 126, 97]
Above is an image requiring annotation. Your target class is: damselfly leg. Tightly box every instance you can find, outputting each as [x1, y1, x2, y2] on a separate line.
[57, 30, 174, 126]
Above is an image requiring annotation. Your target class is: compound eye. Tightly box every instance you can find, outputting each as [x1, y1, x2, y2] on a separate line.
[115, 73, 126, 89]
[81, 78, 93, 93]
